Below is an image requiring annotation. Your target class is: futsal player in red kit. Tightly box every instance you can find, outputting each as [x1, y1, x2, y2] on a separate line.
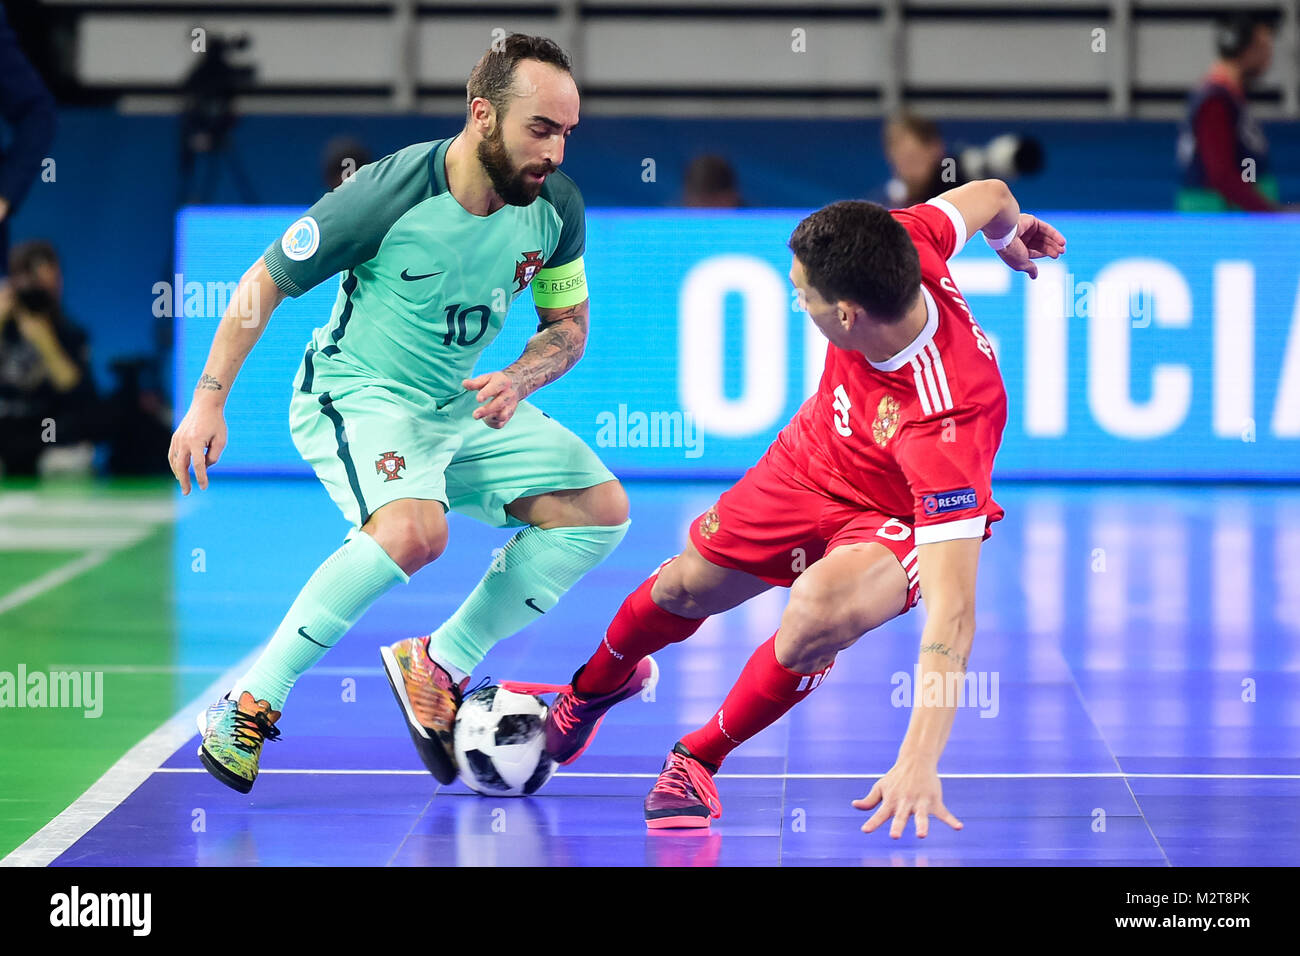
[527, 180, 1064, 835]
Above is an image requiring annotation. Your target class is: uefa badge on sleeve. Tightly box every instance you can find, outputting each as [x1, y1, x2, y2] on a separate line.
[282, 216, 321, 261]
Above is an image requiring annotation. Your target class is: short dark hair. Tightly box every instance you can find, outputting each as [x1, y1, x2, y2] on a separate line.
[10, 239, 59, 277]
[788, 201, 920, 323]
[885, 111, 942, 147]
[1216, 11, 1278, 58]
[684, 154, 737, 195]
[320, 135, 373, 190]
[466, 34, 573, 120]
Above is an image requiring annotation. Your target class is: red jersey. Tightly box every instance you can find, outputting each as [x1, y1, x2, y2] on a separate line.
[774, 199, 1008, 545]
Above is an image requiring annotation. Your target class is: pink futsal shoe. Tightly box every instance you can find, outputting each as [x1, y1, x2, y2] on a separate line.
[644, 742, 722, 829]
[502, 655, 659, 765]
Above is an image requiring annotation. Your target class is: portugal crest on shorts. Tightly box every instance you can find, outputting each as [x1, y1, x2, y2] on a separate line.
[514, 250, 544, 292]
[375, 451, 406, 481]
[699, 505, 720, 540]
[871, 395, 901, 448]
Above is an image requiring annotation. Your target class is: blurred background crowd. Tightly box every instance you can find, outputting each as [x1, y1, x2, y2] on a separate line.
[0, 2, 1294, 478]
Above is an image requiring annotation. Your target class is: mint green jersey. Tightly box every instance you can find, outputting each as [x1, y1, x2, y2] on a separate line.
[262, 136, 588, 402]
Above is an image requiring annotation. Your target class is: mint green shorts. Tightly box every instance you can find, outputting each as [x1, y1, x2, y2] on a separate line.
[288, 357, 616, 530]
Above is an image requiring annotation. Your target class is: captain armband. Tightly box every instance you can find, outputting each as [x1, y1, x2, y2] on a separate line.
[530, 256, 588, 309]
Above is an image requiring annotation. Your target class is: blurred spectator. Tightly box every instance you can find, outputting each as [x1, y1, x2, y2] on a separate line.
[103, 282, 172, 477]
[682, 154, 743, 208]
[104, 351, 173, 476]
[879, 113, 951, 206]
[0, 240, 97, 477]
[1177, 12, 1284, 211]
[0, 4, 57, 277]
[322, 136, 373, 191]
[875, 112, 1044, 207]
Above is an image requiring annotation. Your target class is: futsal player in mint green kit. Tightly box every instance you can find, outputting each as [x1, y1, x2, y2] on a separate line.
[169, 35, 638, 794]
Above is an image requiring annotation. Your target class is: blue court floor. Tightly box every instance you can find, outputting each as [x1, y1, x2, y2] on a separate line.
[45, 479, 1300, 866]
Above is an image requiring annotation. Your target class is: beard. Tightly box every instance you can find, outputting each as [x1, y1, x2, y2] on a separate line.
[476, 125, 552, 206]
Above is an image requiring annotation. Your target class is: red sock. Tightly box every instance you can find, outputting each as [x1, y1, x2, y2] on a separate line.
[575, 573, 704, 697]
[680, 634, 833, 769]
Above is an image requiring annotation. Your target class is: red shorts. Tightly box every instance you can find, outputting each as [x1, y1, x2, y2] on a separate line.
[688, 448, 922, 612]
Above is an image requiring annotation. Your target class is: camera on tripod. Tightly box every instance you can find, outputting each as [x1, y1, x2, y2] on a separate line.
[181, 32, 256, 156]
[177, 32, 258, 205]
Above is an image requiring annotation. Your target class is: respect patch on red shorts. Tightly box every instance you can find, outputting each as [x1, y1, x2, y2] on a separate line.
[922, 487, 978, 516]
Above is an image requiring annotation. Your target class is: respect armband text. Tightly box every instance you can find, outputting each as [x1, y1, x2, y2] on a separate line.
[531, 256, 588, 309]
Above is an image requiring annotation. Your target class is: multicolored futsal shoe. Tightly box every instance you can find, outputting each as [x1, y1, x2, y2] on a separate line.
[644, 742, 722, 829]
[381, 636, 469, 784]
[196, 691, 283, 794]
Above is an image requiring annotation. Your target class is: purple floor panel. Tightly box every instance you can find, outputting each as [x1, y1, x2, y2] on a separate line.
[49, 481, 1300, 866]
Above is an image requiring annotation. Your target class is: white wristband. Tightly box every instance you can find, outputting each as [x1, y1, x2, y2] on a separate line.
[984, 222, 1019, 250]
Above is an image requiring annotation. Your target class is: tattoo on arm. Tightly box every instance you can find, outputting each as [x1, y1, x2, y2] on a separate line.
[506, 303, 589, 396]
[918, 642, 968, 671]
[197, 373, 224, 391]
[532, 302, 586, 334]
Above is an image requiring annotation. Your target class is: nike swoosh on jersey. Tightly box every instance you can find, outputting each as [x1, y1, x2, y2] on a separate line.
[400, 268, 444, 281]
[524, 598, 546, 614]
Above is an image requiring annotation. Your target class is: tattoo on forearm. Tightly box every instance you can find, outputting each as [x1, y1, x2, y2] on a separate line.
[197, 373, 224, 391]
[507, 308, 588, 395]
[918, 642, 968, 670]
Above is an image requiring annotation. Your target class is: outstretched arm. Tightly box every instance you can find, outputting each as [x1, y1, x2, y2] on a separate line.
[168, 256, 287, 493]
[463, 297, 590, 429]
[854, 535, 981, 838]
[189, 256, 287, 400]
[936, 178, 1066, 278]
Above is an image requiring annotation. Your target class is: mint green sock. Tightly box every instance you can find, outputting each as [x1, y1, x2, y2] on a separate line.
[233, 530, 409, 710]
[427, 520, 630, 676]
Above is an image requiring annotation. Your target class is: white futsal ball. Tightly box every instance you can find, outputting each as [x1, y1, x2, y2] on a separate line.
[454, 686, 557, 797]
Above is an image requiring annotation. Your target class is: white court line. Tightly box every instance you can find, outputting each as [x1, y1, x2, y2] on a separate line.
[12, 717, 1289, 868]
[0, 495, 175, 522]
[146, 769, 1300, 780]
[0, 550, 112, 617]
[0, 493, 173, 614]
[0, 526, 151, 550]
[42, 665, 377, 676]
[0, 645, 262, 868]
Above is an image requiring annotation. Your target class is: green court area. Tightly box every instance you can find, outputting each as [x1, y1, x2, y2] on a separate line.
[0, 479, 178, 858]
